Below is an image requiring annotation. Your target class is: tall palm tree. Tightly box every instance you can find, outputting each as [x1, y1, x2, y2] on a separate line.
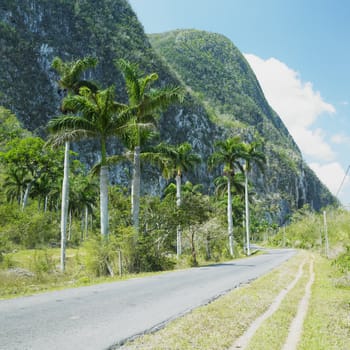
[49, 56, 98, 272]
[48, 86, 128, 238]
[242, 140, 266, 255]
[158, 142, 200, 256]
[209, 136, 245, 256]
[117, 59, 184, 230]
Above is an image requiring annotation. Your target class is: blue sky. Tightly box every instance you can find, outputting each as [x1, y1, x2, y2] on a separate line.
[128, 0, 350, 205]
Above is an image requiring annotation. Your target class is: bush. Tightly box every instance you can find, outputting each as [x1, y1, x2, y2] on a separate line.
[129, 234, 176, 273]
[332, 246, 350, 273]
[29, 250, 56, 280]
[0, 204, 59, 248]
[83, 236, 120, 277]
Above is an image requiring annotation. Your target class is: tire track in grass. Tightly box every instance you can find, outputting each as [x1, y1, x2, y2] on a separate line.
[282, 256, 314, 350]
[230, 259, 307, 350]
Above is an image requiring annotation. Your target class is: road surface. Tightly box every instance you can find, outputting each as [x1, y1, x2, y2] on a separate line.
[0, 249, 295, 350]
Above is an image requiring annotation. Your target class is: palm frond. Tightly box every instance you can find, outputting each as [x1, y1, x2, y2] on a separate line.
[52, 56, 98, 93]
[139, 86, 184, 117]
[48, 115, 96, 134]
[46, 129, 96, 147]
[118, 59, 141, 104]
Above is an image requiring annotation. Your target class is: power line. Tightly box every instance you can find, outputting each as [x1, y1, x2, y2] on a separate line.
[336, 165, 350, 198]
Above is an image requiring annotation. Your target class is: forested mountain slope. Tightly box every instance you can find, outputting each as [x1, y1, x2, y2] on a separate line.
[149, 29, 337, 216]
[0, 0, 337, 221]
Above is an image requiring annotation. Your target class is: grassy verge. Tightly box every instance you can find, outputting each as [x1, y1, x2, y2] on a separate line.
[0, 247, 240, 300]
[299, 255, 350, 350]
[0, 248, 166, 299]
[121, 251, 307, 349]
[122, 251, 350, 350]
[245, 258, 311, 350]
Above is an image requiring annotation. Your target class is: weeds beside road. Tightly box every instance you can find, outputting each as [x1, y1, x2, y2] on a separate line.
[122, 250, 350, 350]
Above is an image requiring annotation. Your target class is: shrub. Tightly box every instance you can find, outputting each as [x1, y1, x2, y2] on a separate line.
[83, 236, 120, 277]
[0, 205, 59, 248]
[332, 246, 350, 273]
[29, 250, 56, 280]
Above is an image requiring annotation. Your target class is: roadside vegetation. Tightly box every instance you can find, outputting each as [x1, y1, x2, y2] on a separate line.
[0, 55, 349, 348]
[120, 207, 350, 349]
[0, 57, 269, 298]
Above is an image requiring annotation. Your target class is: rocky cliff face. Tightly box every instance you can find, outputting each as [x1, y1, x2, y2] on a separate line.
[149, 29, 338, 216]
[0, 0, 338, 222]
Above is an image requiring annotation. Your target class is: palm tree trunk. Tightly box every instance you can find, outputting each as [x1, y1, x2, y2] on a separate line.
[100, 165, 109, 237]
[176, 173, 181, 207]
[131, 146, 141, 230]
[176, 172, 182, 257]
[44, 195, 48, 212]
[244, 169, 250, 256]
[60, 141, 70, 272]
[227, 176, 234, 256]
[22, 181, 33, 210]
[68, 209, 72, 241]
[84, 205, 88, 240]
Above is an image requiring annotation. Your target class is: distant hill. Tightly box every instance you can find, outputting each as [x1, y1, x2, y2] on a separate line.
[0, 1, 338, 222]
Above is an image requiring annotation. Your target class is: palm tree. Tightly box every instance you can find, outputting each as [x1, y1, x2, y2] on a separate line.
[117, 59, 184, 230]
[209, 136, 245, 256]
[3, 168, 29, 205]
[49, 56, 98, 272]
[48, 86, 128, 238]
[242, 140, 266, 255]
[158, 142, 200, 256]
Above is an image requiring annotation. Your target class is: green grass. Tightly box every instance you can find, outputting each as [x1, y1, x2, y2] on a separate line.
[0, 248, 166, 299]
[245, 258, 311, 350]
[121, 251, 307, 349]
[299, 255, 350, 350]
[121, 251, 350, 350]
[0, 247, 241, 300]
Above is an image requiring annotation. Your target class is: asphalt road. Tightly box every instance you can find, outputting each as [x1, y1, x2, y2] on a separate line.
[0, 249, 295, 350]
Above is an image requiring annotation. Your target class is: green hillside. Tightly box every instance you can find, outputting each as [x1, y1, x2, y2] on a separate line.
[0, 1, 337, 221]
[149, 29, 337, 214]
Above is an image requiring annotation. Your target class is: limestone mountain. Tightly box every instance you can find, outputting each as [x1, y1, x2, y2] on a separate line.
[0, 0, 337, 222]
[149, 29, 338, 216]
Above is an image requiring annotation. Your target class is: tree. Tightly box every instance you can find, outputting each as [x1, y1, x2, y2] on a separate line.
[241, 140, 266, 255]
[177, 189, 210, 266]
[209, 136, 245, 256]
[117, 59, 184, 230]
[0, 137, 63, 210]
[49, 56, 98, 272]
[0, 107, 29, 149]
[158, 142, 200, 256]
[68, 174, 98, 240]
[48, 86, 128, 238]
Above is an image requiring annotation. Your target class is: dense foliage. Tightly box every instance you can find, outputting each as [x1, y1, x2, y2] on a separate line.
[0, 1, 337, 223]
[149, 29, 338, 215]
[0, 1, 343, 293]
[0, 67, 265, 278]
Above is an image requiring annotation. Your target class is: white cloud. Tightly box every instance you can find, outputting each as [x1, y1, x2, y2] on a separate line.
[244, 54, 336, 162]
[331, 133, 350, 145]
[309, 162, 348, 197]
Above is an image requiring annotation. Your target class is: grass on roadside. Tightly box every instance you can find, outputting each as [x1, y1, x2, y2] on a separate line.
[122, 251, 350, 350]
[299, 255, 350, 350]
[0, 248, 168, 299]
[121, 251, 307, 350]
[245, 258, 311, 350]
[0, 247, 240, 300]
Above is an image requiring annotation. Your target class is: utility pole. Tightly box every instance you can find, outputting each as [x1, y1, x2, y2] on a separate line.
[323, 211, 329, 258]
[244, 165, 250, 256]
